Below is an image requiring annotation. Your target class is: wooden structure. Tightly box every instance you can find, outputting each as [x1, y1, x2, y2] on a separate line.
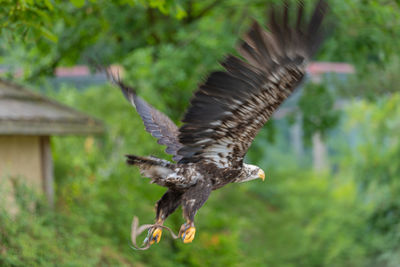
[0, 79, 103, 208]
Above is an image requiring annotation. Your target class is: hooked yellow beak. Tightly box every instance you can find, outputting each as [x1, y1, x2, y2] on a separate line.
[258, 169, 265, 181]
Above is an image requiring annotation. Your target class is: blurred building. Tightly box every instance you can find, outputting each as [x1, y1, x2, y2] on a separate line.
[0, 79, 104, 210]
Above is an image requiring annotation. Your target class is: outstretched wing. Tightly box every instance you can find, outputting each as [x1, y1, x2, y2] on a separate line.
[108, 72, 183, 161]
[177, 0, 328, 168]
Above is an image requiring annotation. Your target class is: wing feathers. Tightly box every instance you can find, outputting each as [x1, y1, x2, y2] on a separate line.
[177, 0, 327, 167]
[108, 73, 183, 162]
[307, 0, 328, 55]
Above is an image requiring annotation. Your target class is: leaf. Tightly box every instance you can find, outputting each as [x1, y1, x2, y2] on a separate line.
[70, 0, 85, 8]
[43, 0, 54, 10]
[39, 26, 58, 42]
[24, 21, 59, 42]
[175, 4, 187, 20]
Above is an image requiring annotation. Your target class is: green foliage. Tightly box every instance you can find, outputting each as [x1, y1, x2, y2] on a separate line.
[2, 85, 399, 266]
[299, 82, 340, 144]
[0, 0, 57, 42]
[327, 0, 400, 69]
[343, 95, 400, 266]
[2, 0, 400, 82]
[340, 57, 400, 100]
[0, 179, 135, 267]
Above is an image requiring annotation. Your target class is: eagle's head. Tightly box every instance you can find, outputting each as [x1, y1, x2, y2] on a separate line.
[235, 163, 265, 183]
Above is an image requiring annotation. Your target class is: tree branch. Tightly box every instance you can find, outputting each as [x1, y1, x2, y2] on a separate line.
[184, 0, 223, 24]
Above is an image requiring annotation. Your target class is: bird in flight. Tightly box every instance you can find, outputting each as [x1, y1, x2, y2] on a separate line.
[109, 0, 328, 245]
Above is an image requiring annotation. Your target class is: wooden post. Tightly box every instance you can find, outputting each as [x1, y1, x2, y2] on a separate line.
[312, 131, 327, 171]
[40, 136, 54, 208]
[290, 113, 304, 158]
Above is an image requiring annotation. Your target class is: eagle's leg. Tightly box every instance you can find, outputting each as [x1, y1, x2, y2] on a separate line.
[179, 181, 212, 243]
[148, 189, 182, 245]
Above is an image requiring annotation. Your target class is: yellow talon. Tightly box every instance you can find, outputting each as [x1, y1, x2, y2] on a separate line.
[149, 228, 162, 245]
[182, 227, 196, 243]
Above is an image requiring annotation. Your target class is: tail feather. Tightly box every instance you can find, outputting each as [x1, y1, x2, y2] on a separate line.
[125, 154, 174, 179]
[126, 154, 172, 167]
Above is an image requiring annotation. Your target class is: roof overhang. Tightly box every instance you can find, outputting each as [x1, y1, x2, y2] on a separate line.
[0, 119, 104, 136]
[0, 79, 105, 136]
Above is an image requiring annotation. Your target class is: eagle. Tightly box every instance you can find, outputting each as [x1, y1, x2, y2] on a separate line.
[109, 0, 328, 245]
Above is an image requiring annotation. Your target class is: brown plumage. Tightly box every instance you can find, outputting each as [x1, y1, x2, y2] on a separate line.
[108, 0, 328, 246]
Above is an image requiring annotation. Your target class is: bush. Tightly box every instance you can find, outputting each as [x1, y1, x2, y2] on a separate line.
[2, 86, 400, 266]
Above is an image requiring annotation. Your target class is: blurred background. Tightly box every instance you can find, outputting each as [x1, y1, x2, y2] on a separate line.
[1, 0, 400, 266]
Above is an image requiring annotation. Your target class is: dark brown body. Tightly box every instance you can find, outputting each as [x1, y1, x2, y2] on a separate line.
[156, 162, 242, 223]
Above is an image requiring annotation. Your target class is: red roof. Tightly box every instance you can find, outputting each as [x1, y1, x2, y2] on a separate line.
[53, 62, 354, 77]
[307, 62, 355, 75]
[55, 66, 91, 77]
[1, 62, 355, 78]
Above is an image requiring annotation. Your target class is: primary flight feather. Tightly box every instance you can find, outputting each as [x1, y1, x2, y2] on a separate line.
[109, 0, 328, 245]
